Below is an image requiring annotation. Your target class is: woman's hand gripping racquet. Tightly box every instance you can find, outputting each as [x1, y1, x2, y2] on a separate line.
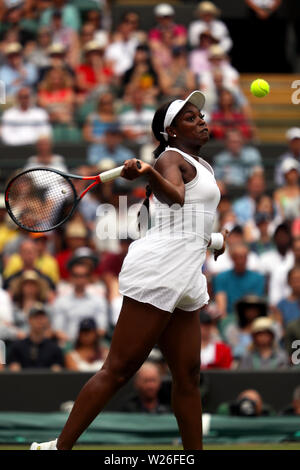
[5, 159, 144, 233]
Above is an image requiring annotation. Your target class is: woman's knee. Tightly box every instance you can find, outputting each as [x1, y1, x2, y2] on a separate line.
[172, 360, 201, 393]
[101, 356, 140, 387]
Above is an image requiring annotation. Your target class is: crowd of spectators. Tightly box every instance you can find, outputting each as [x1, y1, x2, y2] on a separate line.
[0, 1, 299, 415]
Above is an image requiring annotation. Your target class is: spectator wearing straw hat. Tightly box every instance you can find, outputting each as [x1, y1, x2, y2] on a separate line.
[7, 270, 51, 341]
[238, 317, 288, 370]
[0, 42, 37, 99]
[188, 2, 232, 52]
[76, 38, 113, 101]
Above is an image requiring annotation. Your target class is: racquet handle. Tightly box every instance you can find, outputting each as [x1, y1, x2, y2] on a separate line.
[99, 160, 142, 183]
[99, 165, 124, 183]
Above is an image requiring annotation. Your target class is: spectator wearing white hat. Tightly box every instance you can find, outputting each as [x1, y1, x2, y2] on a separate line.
[149, 3, 187, 47]
[0, 42, 37, 100]
[274, 157, 300, 220]
[188, 2, 233, 52]
[1, 87, 52, 145]
[238, 317, 288, 370]
[275, 128, 300, 186]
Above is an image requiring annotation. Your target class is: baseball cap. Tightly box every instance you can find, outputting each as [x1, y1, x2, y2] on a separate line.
[67, 247, 99, 270]
[79, 318, 97, 331]
[29, 302, 48, 318]
[281, 157, 300, 175]
[160, 90, 205, 141]
[154, 3, 175, 17]
[254, 212, 272, 225]
[286, 127, 300, 141]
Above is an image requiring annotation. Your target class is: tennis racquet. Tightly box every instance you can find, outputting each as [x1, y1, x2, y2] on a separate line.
[5, 162, 141, 233]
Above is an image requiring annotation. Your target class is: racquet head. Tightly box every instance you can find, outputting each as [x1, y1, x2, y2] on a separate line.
[5, 168, 77, 232]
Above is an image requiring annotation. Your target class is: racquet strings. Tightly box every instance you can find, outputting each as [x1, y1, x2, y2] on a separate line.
[6, 169, 75, 231]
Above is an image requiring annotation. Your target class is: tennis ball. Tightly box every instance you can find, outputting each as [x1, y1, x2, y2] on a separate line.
[250, 78, 270, 97]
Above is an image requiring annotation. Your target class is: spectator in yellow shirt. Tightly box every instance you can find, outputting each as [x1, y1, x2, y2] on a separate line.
[3, 238, 59, 287]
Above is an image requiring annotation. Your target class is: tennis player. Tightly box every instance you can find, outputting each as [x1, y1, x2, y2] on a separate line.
[31, 90, 227, 451]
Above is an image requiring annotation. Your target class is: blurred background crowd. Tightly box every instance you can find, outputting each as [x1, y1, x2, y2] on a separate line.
[0, 0, 299, 416]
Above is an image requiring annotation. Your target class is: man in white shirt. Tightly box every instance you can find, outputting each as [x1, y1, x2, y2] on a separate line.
[119, 89, 155, 145]
[188, 2, 233, 52]
[105, 20, 138, 77]
[1, 87, 52, 146]
[259, 223, 294, 305]
[23, 134, 68, 173]
[52, 261, 108, 343]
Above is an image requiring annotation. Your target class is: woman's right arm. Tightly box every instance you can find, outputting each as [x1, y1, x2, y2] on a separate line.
[121, 152, 185, 206]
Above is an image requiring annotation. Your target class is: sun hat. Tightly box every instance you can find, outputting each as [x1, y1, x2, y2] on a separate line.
[10, 270, 49, 299]
[286, 127, 300, 141]
[4, 42, 22, 55]
[160, 90, 205, 141]
[251, 317, 275, 336]
[154, 3, 175, 17]
[197, 1, 220, 16]
[281, 157, 300, 175]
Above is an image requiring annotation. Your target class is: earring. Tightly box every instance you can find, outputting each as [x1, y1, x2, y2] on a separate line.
[173, 134, 177, 137]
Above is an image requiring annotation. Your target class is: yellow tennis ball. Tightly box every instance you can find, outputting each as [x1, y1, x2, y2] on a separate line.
[250, 78, 270, 97]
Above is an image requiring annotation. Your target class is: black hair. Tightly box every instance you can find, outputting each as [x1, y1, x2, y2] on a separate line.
[138, 100, 174, 231]
[152, 100, 173, 159]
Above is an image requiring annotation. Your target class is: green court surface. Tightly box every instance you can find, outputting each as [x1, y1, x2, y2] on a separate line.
[0, 443, 300, 450]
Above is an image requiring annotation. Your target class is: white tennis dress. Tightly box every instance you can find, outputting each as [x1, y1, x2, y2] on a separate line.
[119, 146, 221, 313]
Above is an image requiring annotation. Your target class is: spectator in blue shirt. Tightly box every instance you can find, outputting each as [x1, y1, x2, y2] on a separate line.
[214, 243, 265, 316]
[233, 171, 266, 225]
[276, 267, 300, 327]
[0, 42, 37, 100]
[87, 125, 135, 166]
[213, 129, 262, 187]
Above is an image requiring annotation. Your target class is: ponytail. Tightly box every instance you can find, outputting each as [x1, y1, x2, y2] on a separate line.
[138, 100, 174, 232]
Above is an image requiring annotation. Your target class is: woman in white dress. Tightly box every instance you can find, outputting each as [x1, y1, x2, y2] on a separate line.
[31, 91, 227, 451]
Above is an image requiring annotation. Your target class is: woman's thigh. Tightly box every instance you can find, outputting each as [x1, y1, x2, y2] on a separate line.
[158, 307, 201, 380]
[103, 296, 171, 376]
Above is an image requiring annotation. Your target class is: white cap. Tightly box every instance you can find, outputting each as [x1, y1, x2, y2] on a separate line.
[154, 3, 175, 17]
[286, 127, 300, 141]
[161, 90, 206, 141]
[281, 157, 300, 174]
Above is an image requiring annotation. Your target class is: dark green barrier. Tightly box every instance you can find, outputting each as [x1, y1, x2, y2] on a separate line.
[0, 412, 299, 445]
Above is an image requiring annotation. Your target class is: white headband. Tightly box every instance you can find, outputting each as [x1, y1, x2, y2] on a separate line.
[160, 90, 206, 141]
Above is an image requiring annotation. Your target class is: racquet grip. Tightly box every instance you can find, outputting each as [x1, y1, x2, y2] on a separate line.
[99, 165, 124, 183]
